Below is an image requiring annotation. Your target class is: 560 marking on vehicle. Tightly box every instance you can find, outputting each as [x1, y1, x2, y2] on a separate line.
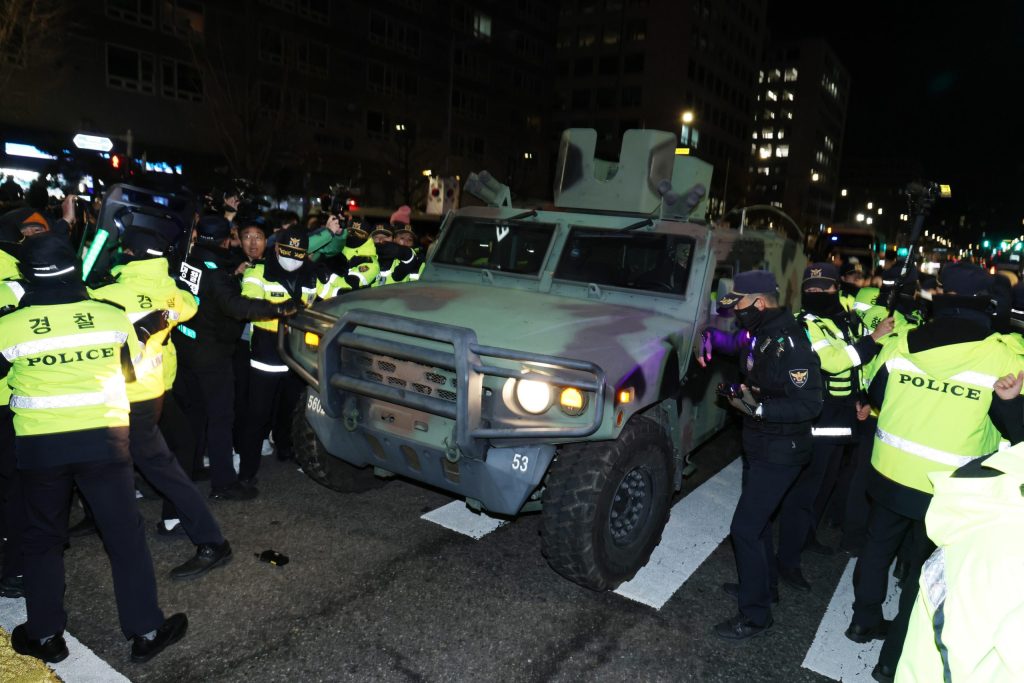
[307, 393, 326, 416]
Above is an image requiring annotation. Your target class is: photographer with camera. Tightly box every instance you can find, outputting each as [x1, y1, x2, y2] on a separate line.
[702, 270, 822, 641]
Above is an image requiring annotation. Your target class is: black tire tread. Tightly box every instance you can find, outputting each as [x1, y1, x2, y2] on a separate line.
[540, 416, 671, 591]
[292, 394, 386, 493]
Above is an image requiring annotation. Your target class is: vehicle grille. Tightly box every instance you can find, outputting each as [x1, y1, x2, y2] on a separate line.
[344, 350, 458, 403]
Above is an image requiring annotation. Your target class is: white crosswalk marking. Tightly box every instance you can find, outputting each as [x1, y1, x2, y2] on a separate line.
[802, 558, 901, 681]
[420, 501, 508, 539]
[614, 458, 743, 609]
[0, 598, 131, 682]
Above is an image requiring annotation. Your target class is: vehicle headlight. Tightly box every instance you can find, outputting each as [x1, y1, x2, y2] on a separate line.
[515, 379, 552, 414]
[558, 387, 587, 416]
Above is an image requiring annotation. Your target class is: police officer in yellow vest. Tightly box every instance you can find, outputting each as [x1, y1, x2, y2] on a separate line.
[90, 226, 232, 579]
[376, 223, 425, 286]
[0, 277, 25, 598]
[845, 263, 1024, 682]
[896, 374, 1024, 682]
[239, 227, 331, 480]
[776, 264, 893, 589]
[320, 220, 380, 296]
[0, 234, 186, 664]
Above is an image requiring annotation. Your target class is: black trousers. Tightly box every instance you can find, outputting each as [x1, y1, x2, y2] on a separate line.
[851, 499, 935, 670]
[777, 439, 846, 570]
[0, 405, 24, 579]
[130, 396, 223, 545]
[158, 389, 198, 488]
[238, 367, 303, 481]
[19, 452, 164, 640]
[231, 339, 251, 452]
[841, 416, 876, 551]
[731, 430, 806, 626]
[174, 361, 237, 491]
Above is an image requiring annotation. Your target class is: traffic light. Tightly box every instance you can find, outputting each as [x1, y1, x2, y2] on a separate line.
[982, 240, 991, 248]
[111, 154, 121, 169]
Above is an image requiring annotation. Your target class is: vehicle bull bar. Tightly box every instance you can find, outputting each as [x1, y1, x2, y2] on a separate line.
[280, 308, 606, 459]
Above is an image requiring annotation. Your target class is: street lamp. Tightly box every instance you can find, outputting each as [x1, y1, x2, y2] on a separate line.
[679, 110, 698, 151]
[856, 213, 865, 222]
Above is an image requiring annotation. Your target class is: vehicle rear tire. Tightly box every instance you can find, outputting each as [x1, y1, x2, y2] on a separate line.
[292, 391, 387, 493]
[540, 416, 673, 591]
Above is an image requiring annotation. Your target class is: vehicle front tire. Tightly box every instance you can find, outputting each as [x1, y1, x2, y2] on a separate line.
[540, 416, 674, 591]
[292, 390, 387, 493]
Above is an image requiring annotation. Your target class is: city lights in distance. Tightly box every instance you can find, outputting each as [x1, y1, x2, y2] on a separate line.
[681, 110, 695, 124]
[855, 213, 865, 222]
[841, 188, 848, 197]
[5, 142, 56, 160]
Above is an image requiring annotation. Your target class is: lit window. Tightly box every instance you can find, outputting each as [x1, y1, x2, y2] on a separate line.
[771, 68, 781, 81]
[841, 189, 848, 197]
[783, 110, 793, 120]
[771, 201, 783, 209]
[758, 70, 764, 83]
[751, 131, 758, 140]
[473, 12, 491, 39]
[758, 145, 772, 159]
[766, 89, 777, 101]
[782, 91, 794, 101]
[757, 166, 770, 176]
[776, 129, 785, 140]
[775, 145, 789, 158]
[783, 67, 798, 82]
[761, 128, 773, 140]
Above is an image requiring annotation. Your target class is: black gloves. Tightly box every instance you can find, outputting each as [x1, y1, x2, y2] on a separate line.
[133, 310, 170, 344]
[275, 301, 300, 317]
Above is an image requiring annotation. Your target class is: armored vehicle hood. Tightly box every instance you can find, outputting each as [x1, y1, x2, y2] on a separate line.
[327, 282, 689, 386]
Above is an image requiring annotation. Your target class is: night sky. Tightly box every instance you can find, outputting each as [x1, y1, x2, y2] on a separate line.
[767, 0, 1024, 236]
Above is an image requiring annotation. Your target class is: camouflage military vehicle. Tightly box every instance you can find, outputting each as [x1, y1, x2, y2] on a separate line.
[281, 129, 806, 590]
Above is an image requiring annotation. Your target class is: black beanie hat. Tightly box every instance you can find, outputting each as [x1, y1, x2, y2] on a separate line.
[20, 233, 79, 283]
[122, 227, 171, 258]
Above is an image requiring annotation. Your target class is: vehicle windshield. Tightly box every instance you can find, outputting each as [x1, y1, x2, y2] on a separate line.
[433, 216, 554, 276]
[554, 228, 697, 295]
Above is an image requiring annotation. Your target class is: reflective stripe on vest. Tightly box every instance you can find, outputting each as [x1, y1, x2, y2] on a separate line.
[10, 391, 124, 409]
[812, 427, 853, 437]
[1, 331, 129, 361]
[875, 427, 975, 468]
[886, 357, 998, 388]
[251, 359, 289, 372]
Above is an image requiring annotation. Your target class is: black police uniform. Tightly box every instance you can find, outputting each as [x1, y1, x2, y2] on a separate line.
[172, 226, 287, 496]
[729, 308, 822, 628]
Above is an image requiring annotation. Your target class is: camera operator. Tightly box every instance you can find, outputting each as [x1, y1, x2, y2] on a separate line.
[702, 270, 822, 641]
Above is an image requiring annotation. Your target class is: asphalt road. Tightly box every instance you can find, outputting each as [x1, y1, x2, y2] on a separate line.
[13, 424, 863, 682]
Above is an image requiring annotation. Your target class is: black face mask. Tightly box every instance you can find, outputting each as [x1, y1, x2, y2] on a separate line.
[734, 300, 763, 330]
[802, 291, 842, 317]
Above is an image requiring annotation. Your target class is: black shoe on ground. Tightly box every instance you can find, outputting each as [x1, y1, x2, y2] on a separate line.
[722, 582, 779, 604]
[778, 566, 811, 591]
[130, 613, 188, 663]
[11, 625, 69, 663]
[156, 519, 186, 537]
[0, 574, 24, 598]
[170, 540, 232, 580]
[845, 619, 891, 644]
[68, 516, 98, 538]
[871, 663, 896, 682]
[713, 613, 773, 641]
[209, 482, 258, 501]
[238, 476, 258, 489]
[804, 537, 836, 556]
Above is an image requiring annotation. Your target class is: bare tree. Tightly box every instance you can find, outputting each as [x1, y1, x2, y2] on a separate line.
[185, 5, 292, 184]
[0, 0, 67, 94]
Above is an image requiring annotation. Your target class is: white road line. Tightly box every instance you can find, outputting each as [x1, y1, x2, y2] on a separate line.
[802, 558, 901, 681]
[421, 501, 508, 539]
[615, 458, 743, 609]
[1, 597, 131, 682]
